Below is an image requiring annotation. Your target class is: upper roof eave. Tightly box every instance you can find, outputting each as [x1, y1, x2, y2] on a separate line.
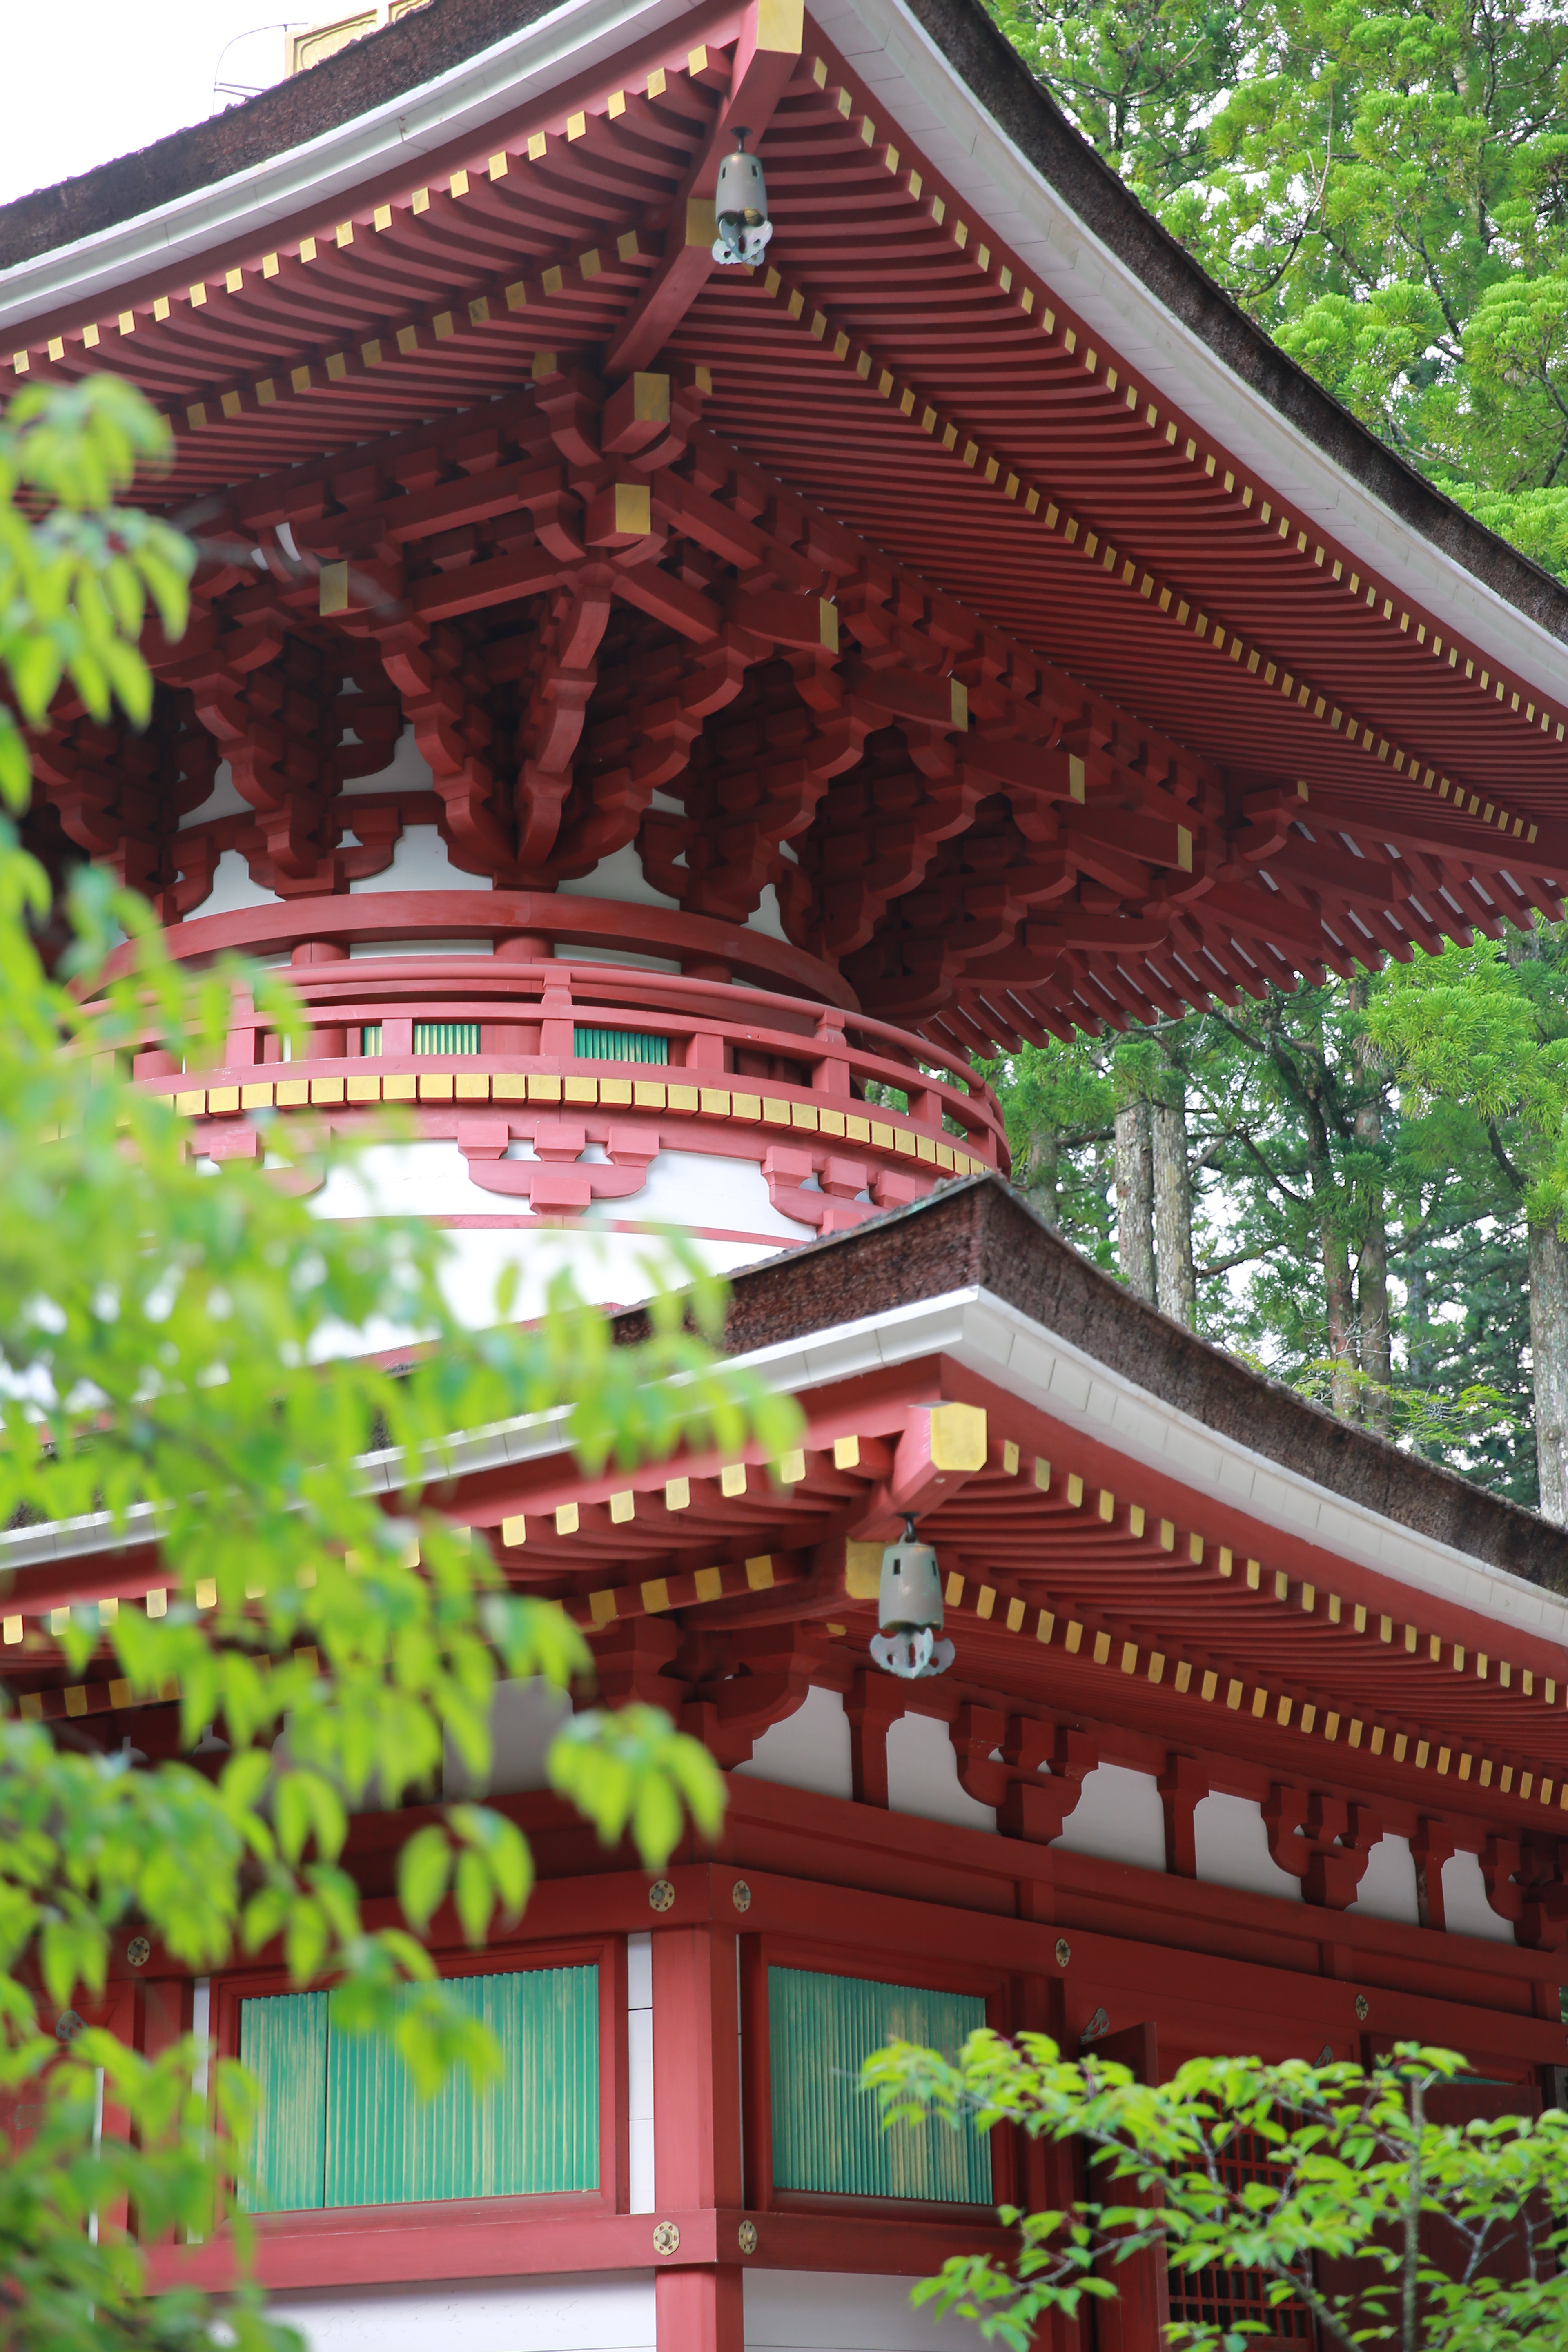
[841, 0, 1568, 692]
[0, 0, 680, 322]
[1, 0, 1564, 701]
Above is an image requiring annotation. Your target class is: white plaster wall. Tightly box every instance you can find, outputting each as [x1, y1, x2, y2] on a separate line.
[305, 1141, 814, 1324]
[1052, 1762, 1166, 1872]
[1442, 1848, 1515, 1943]
[294, 1220, 784, 1351]
[442, 1677, 571, 1799]
[557, 840, 682, 912]
[315, 1138, 491, 1221]
[341, 721, 432, 795]
[178, 760, 249, 828]
[1192, 1793, 1302, 1903]
[555, 840, 793, 945]
[745, 2270, 987, 2350]
[627, 1930, 655, 2214]
[313, 1140, 817, 1246]
[735, 1685, 854, 1801]
[1351, 1834, 1419, 1927]
[348, 824, 494, 893]
[747, 882, 788, 944]
[424, 1225, 788, 1330]
[265, 2273, 657, 2352]
[885, 1711, 995, 1834]
[582, 1149, 821, 1244]
[198, 846, 277, 917]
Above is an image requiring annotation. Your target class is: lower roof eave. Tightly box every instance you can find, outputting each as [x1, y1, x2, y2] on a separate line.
[7, 1178, 1563, 1656]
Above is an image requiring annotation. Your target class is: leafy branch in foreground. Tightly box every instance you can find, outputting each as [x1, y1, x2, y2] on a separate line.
[0, 373, 800, 2349]
[866, 2031, 1566, 2352]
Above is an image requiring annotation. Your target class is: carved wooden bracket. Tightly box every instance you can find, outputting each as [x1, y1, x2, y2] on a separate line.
[951, 1705, 1098, 1842]
[1158, 1753, 1210, 1878]
[1479, 1834, 1568, 1949]
[760, 1144, 876, 1234]
[683, 1621, 829, 1767]
[849, 1401, 989, 1543]
[459, 1116, 658, 1211]
[590, 1615, 687, 1711]
[1411, 1818, 1459, 1931]
[1263, 1786, 1382, 1909]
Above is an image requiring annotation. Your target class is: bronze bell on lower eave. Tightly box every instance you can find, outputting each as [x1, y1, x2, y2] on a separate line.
[870, 1520, 955, 1681]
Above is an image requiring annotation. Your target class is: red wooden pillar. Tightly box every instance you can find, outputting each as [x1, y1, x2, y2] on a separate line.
[655, 2270, 746, 2352]
[652, 1918, 744, 2352]
[1088, 2025, 1168, 2352]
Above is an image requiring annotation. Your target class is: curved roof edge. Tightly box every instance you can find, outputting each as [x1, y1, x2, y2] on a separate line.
[2, 0, 1566, 670]
[635, 1174, 1568, 1613]
[902, 0, 1568, 654]
[0, 0, 562, 270]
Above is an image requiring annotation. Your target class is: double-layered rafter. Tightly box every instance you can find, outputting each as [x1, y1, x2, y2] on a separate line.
[9, 6, 1564, 1049]
[15, 1351, 1568, 1938]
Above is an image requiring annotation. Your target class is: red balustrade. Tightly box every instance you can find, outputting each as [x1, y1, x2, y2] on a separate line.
[115, 954, 1009, 1229]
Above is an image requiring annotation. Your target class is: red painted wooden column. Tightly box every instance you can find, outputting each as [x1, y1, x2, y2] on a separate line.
[1088, 2025, 1168, 2352]
[652, 1916, 745, 2352]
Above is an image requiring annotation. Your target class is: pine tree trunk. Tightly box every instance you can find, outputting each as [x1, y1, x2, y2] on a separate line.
[1405, 1248, 1431, 1390]
[1321, 1220, 1360, 1420]
[1114, 1098, 1155, 1302]
[1020, 1125, 1060, 1225]
[1352, 1005, 1392, 1434]
[1152, 1095, 1196, 1326]
[1529, 1221, 1568, 1526]
[1301, 1081, 1359, 1421]
[1357, 1211, 1391, 1432]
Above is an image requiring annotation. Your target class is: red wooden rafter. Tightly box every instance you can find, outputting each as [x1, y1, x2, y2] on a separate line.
[28, 366, 1561, 1044]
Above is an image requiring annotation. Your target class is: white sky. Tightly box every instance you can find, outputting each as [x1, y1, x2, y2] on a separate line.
[0, 1, 301, 211]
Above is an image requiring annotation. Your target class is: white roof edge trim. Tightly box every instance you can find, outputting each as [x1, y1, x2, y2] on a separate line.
[816, 0, 1568, 702]
[6, 1281, 1564, 1655]
[0, 0, 695, 333]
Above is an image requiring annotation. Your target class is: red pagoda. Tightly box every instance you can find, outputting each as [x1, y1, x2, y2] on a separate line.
[4, 0, 1568, 2343]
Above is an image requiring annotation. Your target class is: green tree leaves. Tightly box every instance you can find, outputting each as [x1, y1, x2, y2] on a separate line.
[549, 1702, 727, 1865]
[993, 0, 1568, 557]
[868, 2031, 1568, 2352]
[0, 378, 800, 2346]
[0, 377, 192, 792]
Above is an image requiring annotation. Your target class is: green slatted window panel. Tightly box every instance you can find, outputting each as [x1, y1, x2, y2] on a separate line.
[573, 1026, 668, 1064]
[237, 1965, 597, 2213]
[768, 1967, 991, 2204]
[239, 1990, 329, 2212]
[361, 1025, 383, 1056]
[414, 1020, 480, 1056]
[328, 1966, 598, 2206]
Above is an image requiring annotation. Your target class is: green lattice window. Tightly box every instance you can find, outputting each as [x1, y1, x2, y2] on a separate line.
[415, 1020, 480, 1056]
[573, 1026, 668, 1064]
[768, 1967, 992, 2203]
[361, 1025, 383, 1056]
[239, 1964, 599, 2212]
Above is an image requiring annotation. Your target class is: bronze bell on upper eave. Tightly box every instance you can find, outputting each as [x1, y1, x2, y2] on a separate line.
[713, 133, 773, 266]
